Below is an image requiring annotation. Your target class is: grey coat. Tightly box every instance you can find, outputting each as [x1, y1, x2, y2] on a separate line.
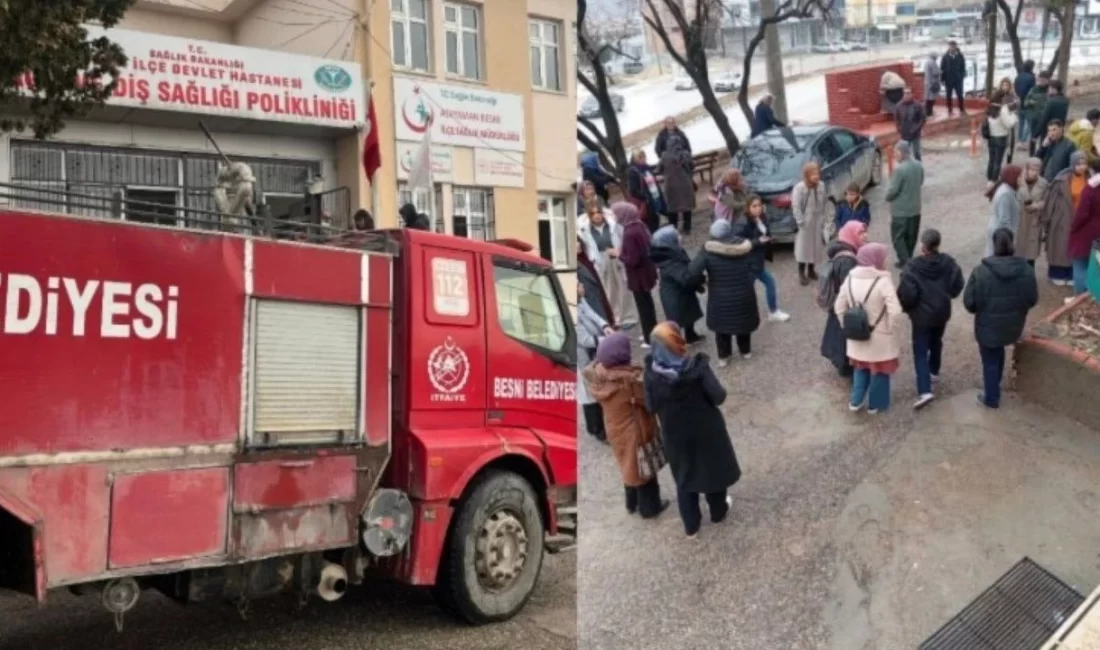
[1016, 177, 1049, 260]
[986, 184, 1021, 257]
[792, 181, 830, 265]
[576, 299, 608, 406]
[1040, 170, 1076, 267]
[659, 149, 696, 213]
[923, 58, 941, 99]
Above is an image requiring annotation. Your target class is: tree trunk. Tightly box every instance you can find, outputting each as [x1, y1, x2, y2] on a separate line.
[1057, 7, 1074, 85]
[698, 80, 741, 156]
[986, 8, 997, 97]
[738, 32, 766, 124]
[997, 0, 1025, 71]
[760, 0, 788, 122]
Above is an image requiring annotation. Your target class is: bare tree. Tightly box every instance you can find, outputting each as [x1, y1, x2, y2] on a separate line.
[643, 0, 743, 155]
[727, 0, 835, 127]
[994, 0, 1071, 78]
[576, 0, 635, 182]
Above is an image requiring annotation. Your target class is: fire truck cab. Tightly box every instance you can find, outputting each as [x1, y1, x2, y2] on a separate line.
[0, 208, 577, 627]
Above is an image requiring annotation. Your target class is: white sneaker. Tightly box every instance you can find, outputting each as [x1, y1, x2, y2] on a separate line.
[640, 342, 651, 349]
[1065, 297, 1077, 305]
[741, 353, 752, 360]
[717, 358, 730, 368]
[769, 310, 791, 322]
[914, 393, 935, 410]
[868, 408, 880, 415]
[849, 403, 863, 412]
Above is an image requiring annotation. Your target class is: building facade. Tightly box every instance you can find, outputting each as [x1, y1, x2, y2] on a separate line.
[0, 0, 577, 270]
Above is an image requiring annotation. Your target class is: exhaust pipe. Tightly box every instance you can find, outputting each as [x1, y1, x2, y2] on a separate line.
[316, 562, 348, 602]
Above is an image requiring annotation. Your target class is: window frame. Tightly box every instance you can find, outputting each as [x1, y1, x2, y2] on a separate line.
[397, 181, 443, 233]
[528, 18, 562, 92]
[391, 0, 432, 73]
[537, 194, 572, 269]
[490, 257, 575, 367]
[443, 2, 482, 81]
[452, 186, 495, 241]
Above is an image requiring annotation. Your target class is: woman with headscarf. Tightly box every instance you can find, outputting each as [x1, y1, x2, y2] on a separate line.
[582, 333, 670, 519]
[650, 224, 705, 344]
[710, 169, 749, 223]
[577, 247, 616, 443]
[579, 198, 637, 328]
[1041, 150, 1087, 285]
[964, 228, 1039, 408]
[626, 149, 666, 232]
[642, 322, 741, 539]
[984, 164, 1022, 257]
[690, 218, 760, 366]
[613, 201, 660, 347]
[1016, 157, 1049, 265]
[792, 161, 830, 285]
[833, 243, 903, 413]
[819, 220, 867, 378]
[657, 135, 697, 234]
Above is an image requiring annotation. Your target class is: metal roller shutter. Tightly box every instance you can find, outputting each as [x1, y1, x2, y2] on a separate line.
[251, 300, 361, 445]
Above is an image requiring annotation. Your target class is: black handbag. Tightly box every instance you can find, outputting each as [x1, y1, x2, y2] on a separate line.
[841, 276, 886, 341]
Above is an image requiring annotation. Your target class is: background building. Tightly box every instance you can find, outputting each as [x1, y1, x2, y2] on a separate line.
[0, 0, 578, 270]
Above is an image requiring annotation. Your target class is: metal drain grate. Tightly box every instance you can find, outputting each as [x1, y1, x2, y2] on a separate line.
[920, 558, 1085, 650]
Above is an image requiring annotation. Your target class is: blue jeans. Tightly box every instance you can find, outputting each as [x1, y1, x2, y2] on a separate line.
[850, 368, 891, 411]
[979, 345, 1006, 407]
[1017, 117, 1031, 143]
[1073, 256, 1090, 295]
[757, 268, 779, 312]
[912, 325, 945, 395]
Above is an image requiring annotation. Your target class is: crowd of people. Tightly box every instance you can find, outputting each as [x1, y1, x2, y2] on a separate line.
[576, 56, 1100, 538]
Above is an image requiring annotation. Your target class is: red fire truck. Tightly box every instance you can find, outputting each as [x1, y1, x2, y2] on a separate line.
[0, 206, 577, 628]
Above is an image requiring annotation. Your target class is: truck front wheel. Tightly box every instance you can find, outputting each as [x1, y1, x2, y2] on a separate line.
[433, 470, 545, 624]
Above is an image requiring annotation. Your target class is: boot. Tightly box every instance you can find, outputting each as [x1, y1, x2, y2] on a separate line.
[798, 263, 810, 286]
[807, 264, 818, 281]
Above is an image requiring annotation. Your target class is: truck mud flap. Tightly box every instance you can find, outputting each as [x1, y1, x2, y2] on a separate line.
[545, 506, 575, 555]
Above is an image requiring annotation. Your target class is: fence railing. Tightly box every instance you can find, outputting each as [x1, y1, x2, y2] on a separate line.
[0, 181, 354, 244]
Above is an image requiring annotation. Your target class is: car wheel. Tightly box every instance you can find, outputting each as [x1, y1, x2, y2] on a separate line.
[868, 150, 883, 188]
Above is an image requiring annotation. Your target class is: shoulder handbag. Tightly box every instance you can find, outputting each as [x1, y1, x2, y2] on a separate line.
[630, 393, 666, 481]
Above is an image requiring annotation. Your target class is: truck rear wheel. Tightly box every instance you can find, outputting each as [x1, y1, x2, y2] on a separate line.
[433, 470, 545, 624]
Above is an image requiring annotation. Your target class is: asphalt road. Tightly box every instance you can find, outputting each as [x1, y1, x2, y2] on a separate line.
[0, 553, 575, 650]
[577, 133, 1096, 649]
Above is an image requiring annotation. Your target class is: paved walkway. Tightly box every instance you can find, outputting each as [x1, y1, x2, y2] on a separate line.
[578, 141, 1100, 649]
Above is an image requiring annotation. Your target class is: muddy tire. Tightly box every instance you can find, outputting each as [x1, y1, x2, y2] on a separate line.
[432, 471, 544, 624]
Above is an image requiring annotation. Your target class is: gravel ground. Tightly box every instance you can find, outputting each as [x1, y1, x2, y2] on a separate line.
[577, 134, 1094, 649]
[0, 552, 574, 650]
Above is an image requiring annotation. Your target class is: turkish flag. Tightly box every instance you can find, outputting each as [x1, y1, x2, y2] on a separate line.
[362, 97, 381, 184]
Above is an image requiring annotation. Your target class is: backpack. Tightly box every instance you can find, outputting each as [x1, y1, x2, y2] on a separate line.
[816, 251, 854, 311]
[841, 276, 886, 341]
[980, 119, 991, 140]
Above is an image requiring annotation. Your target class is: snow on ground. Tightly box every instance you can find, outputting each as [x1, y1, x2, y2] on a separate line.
[577, 76, 716, 138]
[639, 75, 827, 158]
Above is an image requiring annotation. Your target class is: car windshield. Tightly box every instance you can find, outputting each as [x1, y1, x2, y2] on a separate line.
[581, 97, 597, 110]
[733, 132, 814, 180]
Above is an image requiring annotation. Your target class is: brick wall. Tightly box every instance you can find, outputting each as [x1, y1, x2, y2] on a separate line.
[825, 61, 923, 131]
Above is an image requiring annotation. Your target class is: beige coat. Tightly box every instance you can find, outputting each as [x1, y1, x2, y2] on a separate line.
[792, 181, 830, 265]
[581, 364, 661, 487]
[833, 266, 903, 363]
[1041, 171, 1076, 268]
[1016, 177, 1049, 261]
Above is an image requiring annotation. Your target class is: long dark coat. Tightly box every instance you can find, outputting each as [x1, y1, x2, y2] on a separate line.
[688, 239, 760, 336]
[658, 149, 696, 213]
[643, 353, 741, 494]
[650, 243, 704, 329]
[820, 240, 858, 375]
[617, 221, 659, 292]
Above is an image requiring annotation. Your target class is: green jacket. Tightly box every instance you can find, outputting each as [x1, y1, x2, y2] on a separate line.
[885, 158, 924, 218]
[1024, 84, 1050, 130]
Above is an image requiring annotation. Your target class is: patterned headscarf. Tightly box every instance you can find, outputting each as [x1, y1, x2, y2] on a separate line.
[649, 321, 687, 376]
[855, 243, 889, 270]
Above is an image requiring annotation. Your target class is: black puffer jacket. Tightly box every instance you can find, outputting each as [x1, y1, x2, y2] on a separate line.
[897, 252, 965, 329]
[689, 238, 760, 336]
[962, 255, 1039, 348]
[643, 353, 741, 494]
[650, 244, 704, 329]
[734, 215, 773, 270]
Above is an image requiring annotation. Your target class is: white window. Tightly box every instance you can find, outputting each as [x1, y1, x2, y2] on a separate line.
[397, 182, 443, 233]
[391, 0, 431, 72]
[444, 3, 481, 80]
[492, 264, 569, 353]
[537, 195, 571, 268]
[529, 19, 562, 92]
[453, 186, 494, 241]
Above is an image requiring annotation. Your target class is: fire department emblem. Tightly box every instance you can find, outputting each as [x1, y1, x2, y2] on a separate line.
[427, 337, 470, 394]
